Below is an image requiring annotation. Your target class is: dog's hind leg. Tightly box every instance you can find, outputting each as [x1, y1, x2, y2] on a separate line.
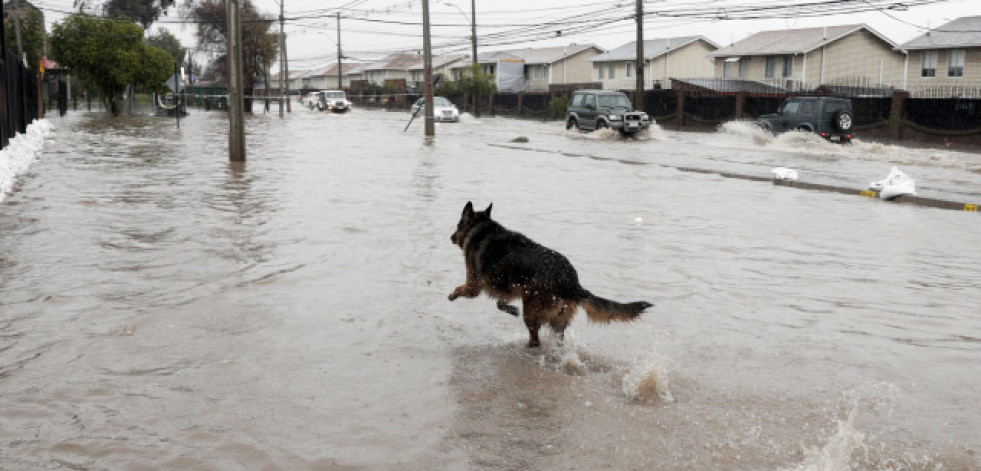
[523, 315, 541, 348]
[548, 303, 575, 346]
[496, 299, 520, 317]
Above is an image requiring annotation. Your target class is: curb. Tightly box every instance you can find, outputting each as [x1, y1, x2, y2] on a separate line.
[489, 143, 981, 214]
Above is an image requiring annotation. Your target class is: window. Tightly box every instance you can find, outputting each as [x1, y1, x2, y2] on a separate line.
[738, 57, 750, 79]
[723, 57, 739, 78]
[780, 100, 800, 115]
[782, 55, 794, 78]
[608, 63, 616, 79]
[571, 93, 584, 107]
[584, 93, 596, 109]
[922, 50, 938, 77]
[598, 64, 604, 79]
[625, 61, 633, 78]
[799, 100, 815, 115]
[765, 56, 776, 78]
[948, 49, 965, 77]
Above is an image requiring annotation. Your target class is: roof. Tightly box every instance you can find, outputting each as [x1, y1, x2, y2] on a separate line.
[901, 16, 981, 50]
[407, 54, 468, 71]
[708, 24, 898, 57]
[450, 44, 602, 68]
[363, 53, 423, 72]
[592, 37, 718, 62]
[508, 44, 603, 65]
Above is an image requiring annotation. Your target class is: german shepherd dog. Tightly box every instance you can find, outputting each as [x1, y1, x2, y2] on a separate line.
[449, 202, 653, 348]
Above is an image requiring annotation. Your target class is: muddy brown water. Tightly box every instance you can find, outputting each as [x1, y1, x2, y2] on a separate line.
[1, 108, 979, 470]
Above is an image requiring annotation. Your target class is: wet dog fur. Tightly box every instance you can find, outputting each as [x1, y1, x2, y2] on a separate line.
[449, 202, 653, 348]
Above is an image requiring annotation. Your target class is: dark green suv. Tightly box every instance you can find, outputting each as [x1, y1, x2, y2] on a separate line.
[566, 90, 651, 136]
[758, 96, 854, 143]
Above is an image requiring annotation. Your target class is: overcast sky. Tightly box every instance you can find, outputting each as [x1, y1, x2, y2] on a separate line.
[38, 0, 981, 71]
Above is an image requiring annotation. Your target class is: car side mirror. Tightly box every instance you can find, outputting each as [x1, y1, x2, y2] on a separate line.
[585, 104, 596, 111]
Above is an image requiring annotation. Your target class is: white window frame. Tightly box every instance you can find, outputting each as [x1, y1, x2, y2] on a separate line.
[598, 63, 604, 79]
[922, 50, 938, 77]
[948, 49, 965, 78]
[625, 61, 633, 78]
[608, 63, 616, 79]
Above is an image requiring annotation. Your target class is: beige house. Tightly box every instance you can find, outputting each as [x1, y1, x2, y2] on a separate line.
[591, 36, 718, 90]
[362, 53, 421, 86]
[517, 44, 604, 91]
[407, 54, 469, 91]
[707, 24, 906, 92]
[448, 45, 603, 92]
[900, 15, 981, 96]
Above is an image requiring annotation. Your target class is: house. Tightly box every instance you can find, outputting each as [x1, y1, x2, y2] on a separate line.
[707, 24, 906, 92]
[590, 36, 719, 90]
[362, 53, 422, 87]
[448, 44, 603, 92]
[447, 50, 521, 80]
[407, 54, 468, 91]
[900, 15, 981, 95]
[515, 44, 604, 91]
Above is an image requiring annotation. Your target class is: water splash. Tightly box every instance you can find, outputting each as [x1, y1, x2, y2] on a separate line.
[621, 352, 673, 404]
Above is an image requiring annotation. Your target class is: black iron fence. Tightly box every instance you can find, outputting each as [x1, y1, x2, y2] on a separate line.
[2, 49, 41, 149]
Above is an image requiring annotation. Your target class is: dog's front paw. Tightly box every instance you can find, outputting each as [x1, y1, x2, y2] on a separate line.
[448, 287, 464, 301]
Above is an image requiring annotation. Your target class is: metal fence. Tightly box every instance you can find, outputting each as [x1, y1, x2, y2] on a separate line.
[2, 49, 41, 149]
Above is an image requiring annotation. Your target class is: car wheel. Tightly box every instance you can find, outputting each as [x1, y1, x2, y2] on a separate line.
[566, 118, 578, 130]
[596, 120, 608, 130]
[317, 102, 325, 111]
[759, 121, 773, 133]
[834, 111, 853, 132]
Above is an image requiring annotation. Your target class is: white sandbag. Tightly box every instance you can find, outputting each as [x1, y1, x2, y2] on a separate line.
[771, 167, 799, 181]
[869, 166, 916, 199]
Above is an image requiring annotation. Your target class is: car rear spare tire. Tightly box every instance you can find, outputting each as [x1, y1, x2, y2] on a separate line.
[834, 111, 853, 132]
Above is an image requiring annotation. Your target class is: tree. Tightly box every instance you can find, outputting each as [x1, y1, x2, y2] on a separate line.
[146, 28, 186, 66]
[72, 0, 176, 29]
[457, 64, 496, 117]
[3, 6, 45, 68]
[189, 0, 279, 113]
[49, 15, 173, 116]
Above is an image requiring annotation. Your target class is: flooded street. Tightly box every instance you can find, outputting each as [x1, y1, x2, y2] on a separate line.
[1, 107, 980, 470]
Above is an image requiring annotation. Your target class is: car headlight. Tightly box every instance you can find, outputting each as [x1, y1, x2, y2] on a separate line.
[608, 115, 622, 121]
[641, 114, 649, 121]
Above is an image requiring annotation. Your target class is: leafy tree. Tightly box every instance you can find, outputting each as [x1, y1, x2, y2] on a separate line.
[189, 0, 279, 113]
[3, 6, 45, 68]
[73, 0, 176, 29]
[146, 28, 186, 65]
[457, 64, 496, 117]
[49, 15, 173, 116]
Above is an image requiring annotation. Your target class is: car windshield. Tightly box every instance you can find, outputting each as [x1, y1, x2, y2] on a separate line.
[597, 94, 631, 108]
[326, 91, 345, 98]
[433, 97, 452, 107]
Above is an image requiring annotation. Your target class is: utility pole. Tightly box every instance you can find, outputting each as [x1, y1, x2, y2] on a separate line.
[635, 0, 645, 113]
[470, 0, 477, 117]
[278, 0, 285, 118]
[284, 32, 291, 112]
[227, 0, 246, 161]
[422, 0, 434, 137]
[337, 12, 342, 89]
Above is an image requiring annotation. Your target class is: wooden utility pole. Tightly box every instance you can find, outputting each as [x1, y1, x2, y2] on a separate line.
[227, 0, 246, 161]
[337, 12, 342, 89]
[634, 0, 645, 112]
[278, 0, 285, 118]
[422, 0, 434, 137]
[12, 0, 22, 57]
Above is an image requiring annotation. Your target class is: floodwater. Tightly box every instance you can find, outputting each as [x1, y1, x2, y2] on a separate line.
[1, 106, 980, 470]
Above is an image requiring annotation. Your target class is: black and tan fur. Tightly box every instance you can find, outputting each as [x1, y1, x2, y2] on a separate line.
[449, 202, 653, 348]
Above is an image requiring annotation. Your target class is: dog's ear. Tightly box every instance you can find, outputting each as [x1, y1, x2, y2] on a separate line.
[484, 203, 493, 218]
[462, 201, 474, 219]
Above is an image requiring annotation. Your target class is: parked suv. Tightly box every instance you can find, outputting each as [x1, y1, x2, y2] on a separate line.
[566, 90, 650, 136]
[758, 96, 854, 143]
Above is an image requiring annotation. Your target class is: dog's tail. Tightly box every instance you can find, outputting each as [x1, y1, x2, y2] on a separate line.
[580, 291, 652, 324]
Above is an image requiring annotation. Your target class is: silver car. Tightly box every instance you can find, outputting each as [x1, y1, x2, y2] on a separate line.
[411, 97, 460, 123]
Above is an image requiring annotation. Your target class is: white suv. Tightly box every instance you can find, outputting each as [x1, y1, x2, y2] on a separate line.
[320, 90, 352, 112]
